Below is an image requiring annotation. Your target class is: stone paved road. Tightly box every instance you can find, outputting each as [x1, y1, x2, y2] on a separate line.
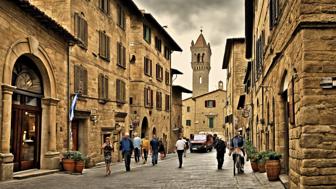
[0, 151, 284, 189]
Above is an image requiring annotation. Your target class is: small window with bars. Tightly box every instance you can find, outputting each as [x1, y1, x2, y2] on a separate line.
[205, 100, 216, 108]
[186, 120, 191, 126]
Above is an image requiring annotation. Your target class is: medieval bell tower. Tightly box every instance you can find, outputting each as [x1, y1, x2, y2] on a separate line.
[190, 31, 211, 97]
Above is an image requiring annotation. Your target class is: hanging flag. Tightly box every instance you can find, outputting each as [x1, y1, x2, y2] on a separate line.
[69, 93, 79, 121]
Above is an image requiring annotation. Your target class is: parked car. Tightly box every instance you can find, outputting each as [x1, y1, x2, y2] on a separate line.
[190, 134, 213, 152]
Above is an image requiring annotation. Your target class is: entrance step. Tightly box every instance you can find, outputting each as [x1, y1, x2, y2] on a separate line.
[279, 174, 289, 189]
[13, 169, 58, 179]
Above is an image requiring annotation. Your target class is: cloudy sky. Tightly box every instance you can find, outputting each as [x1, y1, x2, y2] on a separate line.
[134, 0, 245, 98]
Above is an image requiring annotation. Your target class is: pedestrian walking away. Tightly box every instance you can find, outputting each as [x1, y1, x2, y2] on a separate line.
[214, 137, 226, 170]
[102, 137, 113, 176]
[119, 132, 134, 171]
[183, 137, 188, 157]
[141, 136, 150, 164]
[158, 139, 166, 160]
[133, 133, 141, 163]
[176, 136, 186, 168]
[150, 135, 159, 166]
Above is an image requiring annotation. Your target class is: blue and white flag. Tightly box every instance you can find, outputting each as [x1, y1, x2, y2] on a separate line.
[69, 93, 79, 121]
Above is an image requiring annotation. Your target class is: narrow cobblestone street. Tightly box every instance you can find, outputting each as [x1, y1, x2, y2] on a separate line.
[0, 151, 284, 189]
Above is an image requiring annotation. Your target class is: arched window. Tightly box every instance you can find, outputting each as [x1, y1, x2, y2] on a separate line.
[199, 76, 202, 84]
[197, 54, 200, 63]
[202, 53, 205, 62]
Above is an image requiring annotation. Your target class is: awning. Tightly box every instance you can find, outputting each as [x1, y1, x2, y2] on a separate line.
[237, 95, 246, 110]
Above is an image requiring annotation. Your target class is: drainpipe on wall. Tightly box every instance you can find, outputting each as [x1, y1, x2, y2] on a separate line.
[66, 42, 73, 151]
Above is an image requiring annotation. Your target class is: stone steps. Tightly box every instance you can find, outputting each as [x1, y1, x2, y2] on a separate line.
[13, 169, 58, 179]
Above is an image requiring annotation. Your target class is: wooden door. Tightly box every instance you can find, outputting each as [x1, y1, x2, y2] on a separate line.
[71, 121, 79, 151]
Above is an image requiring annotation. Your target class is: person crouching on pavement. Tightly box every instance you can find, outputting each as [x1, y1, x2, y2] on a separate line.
[150, 135, 159, 166]
[176, 136, 186, 168]
[133, 133, 141, 163]
[102, 137, 113, 176]
[214, 138, 226, 170]
[141, 136, 150, 164]
[119, 132, 134, 171]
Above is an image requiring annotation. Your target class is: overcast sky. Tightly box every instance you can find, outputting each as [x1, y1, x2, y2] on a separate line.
[134, 0, 245, 98]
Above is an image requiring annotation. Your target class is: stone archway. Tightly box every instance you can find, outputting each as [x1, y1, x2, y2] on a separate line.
[0, 37, 59, 180]
[141, 117, 149, 138]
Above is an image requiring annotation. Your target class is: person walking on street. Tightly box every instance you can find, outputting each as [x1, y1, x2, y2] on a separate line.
[150, 135, 159, 166]
[158, 140, 166, 160]
[183, 137, 188, 157]
[141, 136, 150, 164]
[214, 138, 226, 170]
[176, 136, 186, 168]
[119, 132, 134, 171]
[102, 137, 113, 176]
[133, 133, 141, 163]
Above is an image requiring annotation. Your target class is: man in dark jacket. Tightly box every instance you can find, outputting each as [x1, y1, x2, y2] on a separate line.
[120, 132, 134, 171]
[214, 138, 226, 170]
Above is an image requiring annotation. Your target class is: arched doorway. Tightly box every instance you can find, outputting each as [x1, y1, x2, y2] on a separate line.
[280, 71, 290, 174]
[141, 117, 148, 138]
[10, 55, 43, 171]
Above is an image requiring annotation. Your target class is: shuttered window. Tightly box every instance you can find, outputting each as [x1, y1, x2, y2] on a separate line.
[117, 4, 126, 30]
[144, 87, 153, 108]
[156, 64, 163, 81]
[99, 0, 110, 14]
[205, 100, 216, 108]
[165, 70, 170, 85]
[143, 24, 151, 43]
[155, 37, 162, 52]
[98, 74, 108, 101]
[74, 65, 88, 95]
[116, 79, 126, 103]
[269, 0, 279, 29]
[99, 31, 110, 61]
[144, 57, 152, 76]
[74, 13, 88, 47]
[164, 46, 171, 60]
[117, 42, 126, 68]
[255, 32, 264, 80]
[156, 91, 162, 110]
[165, 94, 170, 111]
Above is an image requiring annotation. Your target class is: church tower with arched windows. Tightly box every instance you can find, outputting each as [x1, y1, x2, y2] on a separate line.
[190, 31, 211, 97]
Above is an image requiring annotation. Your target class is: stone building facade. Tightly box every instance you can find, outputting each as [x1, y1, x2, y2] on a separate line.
[222, 38, 248, 141]
[244, 0, 336, 188]
[183, 88, 226, 139]
[0, 0, 76, 180]
[0, 0, 181, 181]
[128, 12, 182, 150]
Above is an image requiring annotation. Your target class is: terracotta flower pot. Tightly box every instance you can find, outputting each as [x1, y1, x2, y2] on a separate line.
[75, 161, 85, 174]
[251, 161, 259, 172]
[258, 161, 266, 173]
[266, 160, 281, 181]
[63, 159, 75, 173]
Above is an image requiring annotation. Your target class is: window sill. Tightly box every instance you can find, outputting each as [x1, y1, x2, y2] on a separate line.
[98, 99, 108, 104]
[99, 56, 110, 62]
[145, 73, 152, 77]
[117, 64, 126, 69]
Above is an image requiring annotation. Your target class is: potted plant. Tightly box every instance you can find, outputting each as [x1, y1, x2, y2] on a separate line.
[257, 151, 267, 173]
[244, 140, 259, 172]
[265, 151, 282, 181]
[62, 151, 75, 173]
[73, 151, 85, 174]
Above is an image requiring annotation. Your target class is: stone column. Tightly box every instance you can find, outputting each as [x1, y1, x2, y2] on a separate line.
[0, 84, 16, 181]
[41, 97, 60, 169]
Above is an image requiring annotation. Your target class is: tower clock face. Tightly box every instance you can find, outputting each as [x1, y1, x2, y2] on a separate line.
[16, 72, 33, 90]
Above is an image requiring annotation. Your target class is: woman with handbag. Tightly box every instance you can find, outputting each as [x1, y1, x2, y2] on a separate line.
[102, 137, 114, 176]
